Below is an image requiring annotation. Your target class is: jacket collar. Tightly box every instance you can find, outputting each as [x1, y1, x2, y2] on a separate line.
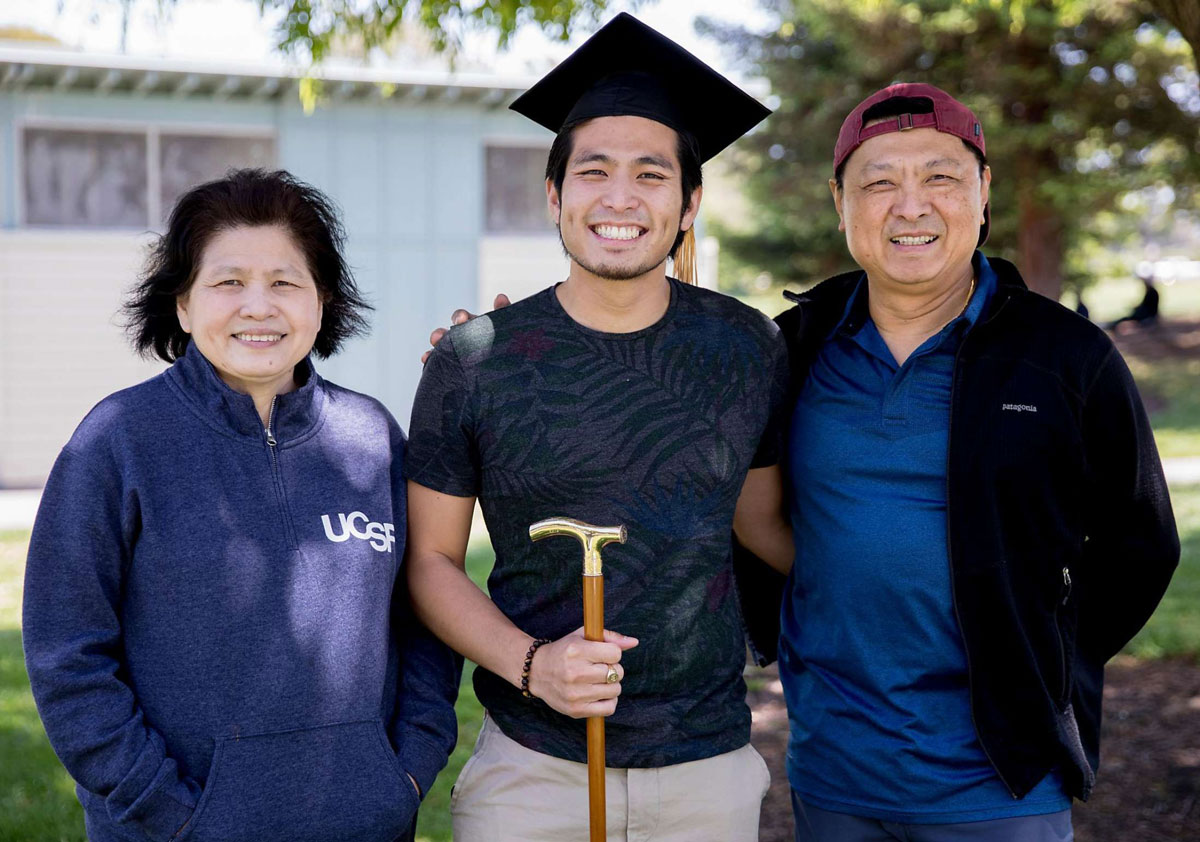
[782, 251, 1028, 324]
[165, 340, 325, 442]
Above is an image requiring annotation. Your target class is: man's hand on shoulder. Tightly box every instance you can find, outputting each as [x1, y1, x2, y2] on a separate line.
[421, 293, 512, 364]
[527, 626, 638, 719]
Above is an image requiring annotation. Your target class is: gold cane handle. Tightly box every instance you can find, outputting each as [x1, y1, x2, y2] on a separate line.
[528, 517, 626, 576]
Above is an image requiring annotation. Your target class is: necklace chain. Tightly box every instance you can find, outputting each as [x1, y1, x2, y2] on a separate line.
[954, 276, 976, 322]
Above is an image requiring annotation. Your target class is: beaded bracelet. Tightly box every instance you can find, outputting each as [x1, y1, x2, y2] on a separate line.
[520, 638, 552, 699]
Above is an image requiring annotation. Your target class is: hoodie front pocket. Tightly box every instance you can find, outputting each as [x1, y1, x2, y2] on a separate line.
[179, 720, 416, 842]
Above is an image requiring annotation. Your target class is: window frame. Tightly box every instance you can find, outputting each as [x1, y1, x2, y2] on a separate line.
[16, 117, 276, 231]
[482, 135, 555, 237]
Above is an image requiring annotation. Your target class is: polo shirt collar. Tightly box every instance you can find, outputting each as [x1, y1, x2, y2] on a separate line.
[832, 250, 997, 340]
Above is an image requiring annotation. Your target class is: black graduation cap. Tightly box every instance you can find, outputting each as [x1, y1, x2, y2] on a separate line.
[509, 12, 770, 163]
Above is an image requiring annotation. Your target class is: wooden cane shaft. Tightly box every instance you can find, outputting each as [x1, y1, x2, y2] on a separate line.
[586, 716, 605, 842]
[583, 575, 605, 842]
[583, 575, 604, 642]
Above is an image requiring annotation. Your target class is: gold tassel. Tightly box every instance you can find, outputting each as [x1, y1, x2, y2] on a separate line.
[673, 228, 697, 285]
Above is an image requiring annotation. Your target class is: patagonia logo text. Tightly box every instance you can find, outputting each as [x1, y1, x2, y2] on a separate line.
[1002, 403, 1038, 413]
[321, 512, 396, 553]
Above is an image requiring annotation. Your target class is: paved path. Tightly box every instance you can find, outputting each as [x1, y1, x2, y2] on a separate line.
[2, 458, 1199, 532]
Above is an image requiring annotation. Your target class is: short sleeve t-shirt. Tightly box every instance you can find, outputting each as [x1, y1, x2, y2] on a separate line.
[405, 278, 788, 767]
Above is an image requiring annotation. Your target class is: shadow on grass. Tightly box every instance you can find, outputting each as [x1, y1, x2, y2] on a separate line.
[0, 628, 85, 841]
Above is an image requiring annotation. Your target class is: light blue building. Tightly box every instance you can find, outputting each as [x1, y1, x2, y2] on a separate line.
[0, 45, 569, 485]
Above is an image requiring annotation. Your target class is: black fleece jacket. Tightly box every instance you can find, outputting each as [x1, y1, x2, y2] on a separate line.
[734, 254, 1179, 802]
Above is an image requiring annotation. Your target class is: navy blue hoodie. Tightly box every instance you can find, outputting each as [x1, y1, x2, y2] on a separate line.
[23, 342, 460, 842]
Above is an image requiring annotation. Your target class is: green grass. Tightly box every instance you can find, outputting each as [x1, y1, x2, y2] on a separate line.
[1076, 276, 1200, 325]
[0, 531, 86, 841]
[1126, 357, 1200, 459]
[414, 538, 492, 842]
[1126, 483, 1200, 658]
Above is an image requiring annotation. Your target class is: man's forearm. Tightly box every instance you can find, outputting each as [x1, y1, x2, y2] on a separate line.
[407, 551, 533, 688]
[733, 464, 794, 574]
[734, 519, 794, 575]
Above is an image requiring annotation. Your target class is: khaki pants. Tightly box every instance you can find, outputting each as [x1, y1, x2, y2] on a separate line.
[451, 715, 770, 842]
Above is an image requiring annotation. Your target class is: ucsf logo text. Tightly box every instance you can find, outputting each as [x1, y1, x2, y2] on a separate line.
[321, 512, 396, 553]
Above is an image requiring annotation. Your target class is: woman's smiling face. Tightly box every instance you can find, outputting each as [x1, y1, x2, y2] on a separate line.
[176, 224, 323, 398]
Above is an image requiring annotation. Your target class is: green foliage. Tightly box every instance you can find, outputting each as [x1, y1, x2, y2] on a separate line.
[703, 0, 1200, 292]
[259, 0, 631, 61]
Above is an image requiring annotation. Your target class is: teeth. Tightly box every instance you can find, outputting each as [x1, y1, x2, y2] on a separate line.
[236, 334, 282, 342]
[892, 235, 937, 245]
[593, 225, 642, 241]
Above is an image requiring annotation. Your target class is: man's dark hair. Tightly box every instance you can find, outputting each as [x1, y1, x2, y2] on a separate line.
[834, 96, 987, 190]
[125, 168, 371, 363]
[545, 119, 703, 258]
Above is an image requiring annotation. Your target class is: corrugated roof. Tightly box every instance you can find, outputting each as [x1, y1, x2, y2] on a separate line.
[0, 45, 537, 105]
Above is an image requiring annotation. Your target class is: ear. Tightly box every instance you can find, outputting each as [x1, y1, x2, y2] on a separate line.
[680, 185, 703, 232]
[176, 294, 192, 334]
[829, 178, 846, 233]
[546, 178, 561, 226]
[979, 165, 992, 223]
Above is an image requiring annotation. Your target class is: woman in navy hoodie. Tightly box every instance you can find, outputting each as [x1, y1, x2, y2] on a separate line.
[23, 169, 459, 842]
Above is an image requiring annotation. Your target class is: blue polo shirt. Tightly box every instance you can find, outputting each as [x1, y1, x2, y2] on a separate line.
[781, 254, 1070, 823]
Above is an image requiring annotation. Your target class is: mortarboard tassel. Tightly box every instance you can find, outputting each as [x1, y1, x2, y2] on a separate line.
[673, 228, 697, 285]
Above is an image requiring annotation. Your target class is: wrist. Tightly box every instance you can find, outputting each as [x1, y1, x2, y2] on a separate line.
[519, 637, 552, 699]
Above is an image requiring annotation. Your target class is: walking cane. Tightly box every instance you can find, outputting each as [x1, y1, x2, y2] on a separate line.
[529, 517, 627, 842]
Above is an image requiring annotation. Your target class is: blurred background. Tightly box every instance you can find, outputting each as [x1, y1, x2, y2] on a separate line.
[0, 1, 1197, 840]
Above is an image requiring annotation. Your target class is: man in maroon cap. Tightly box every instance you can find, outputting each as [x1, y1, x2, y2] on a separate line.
[767, 82, 1178, 840]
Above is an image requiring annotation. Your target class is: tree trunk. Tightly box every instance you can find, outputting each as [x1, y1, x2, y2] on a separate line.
[1016, 187, 1064, 302]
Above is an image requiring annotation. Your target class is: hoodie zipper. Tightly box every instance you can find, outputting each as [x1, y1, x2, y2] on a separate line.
[265, 396, 299, 549]
[945, 295, 1019, 799]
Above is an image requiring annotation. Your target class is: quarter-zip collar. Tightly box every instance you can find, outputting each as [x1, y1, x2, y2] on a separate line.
[165, 340, 326, 442]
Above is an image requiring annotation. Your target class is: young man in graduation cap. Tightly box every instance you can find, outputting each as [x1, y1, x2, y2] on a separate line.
[404, 13, 792, 842]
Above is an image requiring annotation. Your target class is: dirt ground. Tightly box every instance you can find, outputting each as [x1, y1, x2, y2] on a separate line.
[747, 657, 1200, 841]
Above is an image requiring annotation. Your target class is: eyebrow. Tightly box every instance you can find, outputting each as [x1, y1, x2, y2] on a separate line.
[570, 151, 677, 171]
[204, 264, 304, 277]
[862, 157, 966, 175]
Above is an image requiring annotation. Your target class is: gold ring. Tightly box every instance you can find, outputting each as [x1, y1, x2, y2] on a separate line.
[606, 665, 620, 684]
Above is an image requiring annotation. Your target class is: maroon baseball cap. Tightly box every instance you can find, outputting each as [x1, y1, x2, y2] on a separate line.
[834, 82, 990, 245]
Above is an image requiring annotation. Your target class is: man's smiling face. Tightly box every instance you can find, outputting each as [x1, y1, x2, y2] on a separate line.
[832, 126, 990, 291]
[549, 115, 699, 284]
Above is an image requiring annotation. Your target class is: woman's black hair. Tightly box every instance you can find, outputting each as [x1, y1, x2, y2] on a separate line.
[124, 168, 371, 362]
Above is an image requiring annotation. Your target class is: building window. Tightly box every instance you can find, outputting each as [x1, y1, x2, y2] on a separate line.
[484, 145, 553, 234]
[159, 133, 274, 226]
[23, 128, 148, 228]
[21, 125, 275, 229]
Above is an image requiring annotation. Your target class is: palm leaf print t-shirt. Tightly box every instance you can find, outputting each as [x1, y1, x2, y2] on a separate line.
[405, 279, 788, 767]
